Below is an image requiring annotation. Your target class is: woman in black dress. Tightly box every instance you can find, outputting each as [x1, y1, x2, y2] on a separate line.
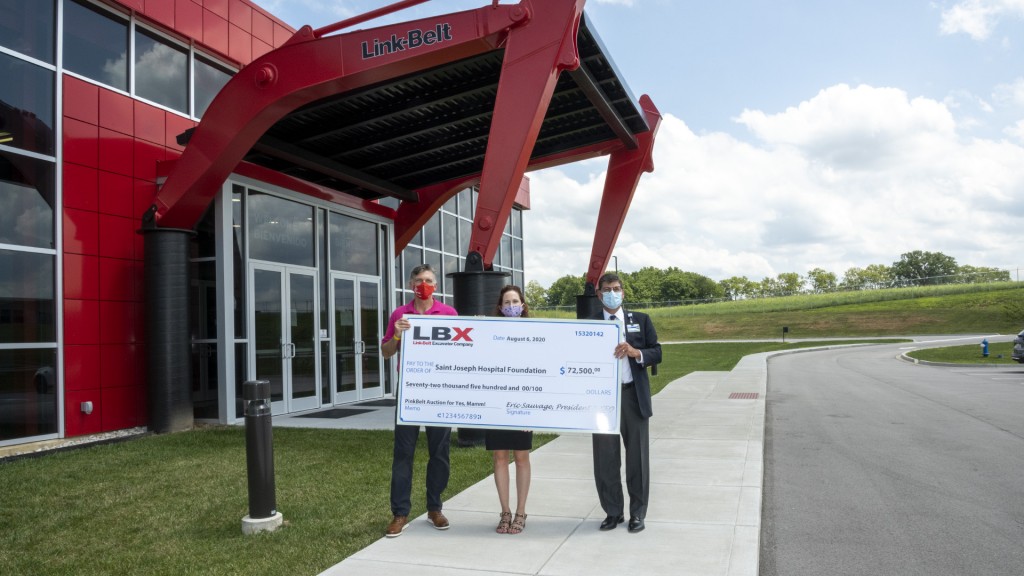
[487, 285, 533, 534]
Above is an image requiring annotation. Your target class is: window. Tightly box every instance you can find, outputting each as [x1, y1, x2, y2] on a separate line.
[0, 249, 56, 343]
[247, 193, 314, 267]
[0, 0, 55, 64]
[62, 1, 233, 118]
[0, 151, 54, 249]
[329, 212, 379, 275]
[0, 348, 58, 441]
[194, 55, 232, 118]
[63, 0, 128, 92]
[134, 27, 188, 114]
[0, 52, 55, 155]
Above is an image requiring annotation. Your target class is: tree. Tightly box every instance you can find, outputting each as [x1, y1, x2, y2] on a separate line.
[719, 276, 757, 300]
[524, 280, 547, 308]
[625, 267, 664, 303]
[806, 268, 837, 293]
[664, 269, 724, 301]
[841, 264, 892, 289]
[776, 272, 803, 294]
[757, 276, 782, 297]
[545, 274, 586, 307]
[955, 265, 1010, 284]
[890, 251, 958, 286]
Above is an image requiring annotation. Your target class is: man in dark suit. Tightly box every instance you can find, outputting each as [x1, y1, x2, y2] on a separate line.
[590, 272, 662, 533]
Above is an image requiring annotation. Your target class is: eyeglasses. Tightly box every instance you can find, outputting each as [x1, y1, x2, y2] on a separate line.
[599, 286, 623, 293]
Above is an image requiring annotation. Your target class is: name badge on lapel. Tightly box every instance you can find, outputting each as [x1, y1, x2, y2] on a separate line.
[626, 323, 641, 333]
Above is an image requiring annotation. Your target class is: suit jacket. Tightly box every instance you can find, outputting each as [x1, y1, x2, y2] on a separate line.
[589, 308, 662, 418]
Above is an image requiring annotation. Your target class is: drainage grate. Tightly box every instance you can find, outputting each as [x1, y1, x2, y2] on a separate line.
[728, 392, 759, 400]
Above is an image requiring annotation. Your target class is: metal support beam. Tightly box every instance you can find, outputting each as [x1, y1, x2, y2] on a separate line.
[152, 4, 524, 230]
[584, 94, 662, 289]
[252, 136, 417, 202]
[467, 0, 587, 269]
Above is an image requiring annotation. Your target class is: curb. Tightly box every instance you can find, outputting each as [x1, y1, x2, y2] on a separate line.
[897, 353, 1017, 368]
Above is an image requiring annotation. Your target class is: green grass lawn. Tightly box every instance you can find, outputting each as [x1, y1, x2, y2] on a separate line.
[538, 283, 1024, 340]
[0, 339, 898, 575]
[904, 341, 1018, 365]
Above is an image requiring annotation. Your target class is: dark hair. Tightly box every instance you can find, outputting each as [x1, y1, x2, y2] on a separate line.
[409, 264, 436, 281]
[494, 284, 529, 317]
[597, 272, 622, 290]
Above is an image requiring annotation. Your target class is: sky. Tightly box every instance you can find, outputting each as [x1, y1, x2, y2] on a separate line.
[254, 0, 1024, 288]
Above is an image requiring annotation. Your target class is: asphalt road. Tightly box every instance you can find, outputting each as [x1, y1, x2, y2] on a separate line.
[760, 338, 1024, 576]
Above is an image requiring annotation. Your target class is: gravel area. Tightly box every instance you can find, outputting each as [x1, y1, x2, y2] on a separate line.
[0, 427, 149, 461]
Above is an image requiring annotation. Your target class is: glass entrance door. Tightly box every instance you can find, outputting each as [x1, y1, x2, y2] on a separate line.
[331, 273, 383, 404]
[250, 264, 320, 414]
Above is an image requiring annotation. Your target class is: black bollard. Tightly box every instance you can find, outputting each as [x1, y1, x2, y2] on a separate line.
[241, 380, 282, 534]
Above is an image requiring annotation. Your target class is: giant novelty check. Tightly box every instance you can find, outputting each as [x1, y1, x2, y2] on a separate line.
[396, 315, 622, 434]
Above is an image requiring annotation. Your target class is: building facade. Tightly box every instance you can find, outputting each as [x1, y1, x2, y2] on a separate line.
[0, 0, 527, 446]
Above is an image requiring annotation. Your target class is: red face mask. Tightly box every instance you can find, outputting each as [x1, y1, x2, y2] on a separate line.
[413, 283, 435, 300]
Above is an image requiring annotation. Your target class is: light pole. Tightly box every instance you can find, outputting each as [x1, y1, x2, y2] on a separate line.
[612, 255, 618, 274]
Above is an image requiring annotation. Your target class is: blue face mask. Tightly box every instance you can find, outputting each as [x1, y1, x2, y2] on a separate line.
[501, 304, 524, 317]
[600, 291, 623, 310]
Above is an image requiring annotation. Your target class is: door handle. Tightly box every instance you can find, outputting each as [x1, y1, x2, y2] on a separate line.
[354, 340, 366, 354]
[282, 342, 296, 359]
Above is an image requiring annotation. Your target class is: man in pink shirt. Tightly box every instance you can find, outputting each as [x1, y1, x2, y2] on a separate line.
[381, 264, 458, 538]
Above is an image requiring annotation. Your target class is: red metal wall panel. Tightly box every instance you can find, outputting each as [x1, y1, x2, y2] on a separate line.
[63, 118, 100, 168]
[143, 0, 175, 30]
[101, 386, 143, 430]
[63, 163, 99, 212]
[64, 254, 100, 301]
[175, 0, 205, 41]
[64, 208, 100, 255]
[101, 344, 136, 389]
[228, 22, 252, 63]
[98, 128, 135, 177]
[64, 299, 100, 346]
[98, 171, 135, 218]
[57, 0, 295, 438]
[205, 0, 230, 19]
[63, 76, 98, 124]
[99, 301, 137, 345]
[65, 389, 103, 435]
[99, 90, 134, 135]
[133, 101, 165, 146]
[252, 10, 274, 45]
[229, 0, 252, 32]
[133, 139, 165, 182]
[203, 10, 230, 56]
[64, 345, 101, 391]
[99, 257, 135, 301]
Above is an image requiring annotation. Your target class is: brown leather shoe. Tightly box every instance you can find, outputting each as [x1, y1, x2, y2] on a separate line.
[385, 515, 408, 538]
[426, 510, 450, 530]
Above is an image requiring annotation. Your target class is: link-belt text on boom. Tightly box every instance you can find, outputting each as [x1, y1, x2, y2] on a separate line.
[360, 23, 454, 59]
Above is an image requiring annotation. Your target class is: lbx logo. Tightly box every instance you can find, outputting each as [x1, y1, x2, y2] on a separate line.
[412, 326, 474, 342]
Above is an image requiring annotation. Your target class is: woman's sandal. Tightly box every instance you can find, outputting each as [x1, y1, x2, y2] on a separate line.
[508, 513, 527, 535]
[496, 511, 512, 534]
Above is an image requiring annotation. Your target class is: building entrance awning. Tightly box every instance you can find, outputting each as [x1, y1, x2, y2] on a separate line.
[151, 0, 661, 284]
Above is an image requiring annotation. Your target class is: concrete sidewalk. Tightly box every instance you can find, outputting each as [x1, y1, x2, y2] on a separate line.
[316, 352, 768, 576]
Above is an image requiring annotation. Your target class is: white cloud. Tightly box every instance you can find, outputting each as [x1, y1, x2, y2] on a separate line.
[1005, 119, 1024, 142]
[940, 0, 1024, 40]
[993, 77, 1024, 107]
[524, 84, 1024, 287]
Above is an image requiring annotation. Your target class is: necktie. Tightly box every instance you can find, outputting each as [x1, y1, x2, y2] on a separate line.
[611, 314, 630, 383]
